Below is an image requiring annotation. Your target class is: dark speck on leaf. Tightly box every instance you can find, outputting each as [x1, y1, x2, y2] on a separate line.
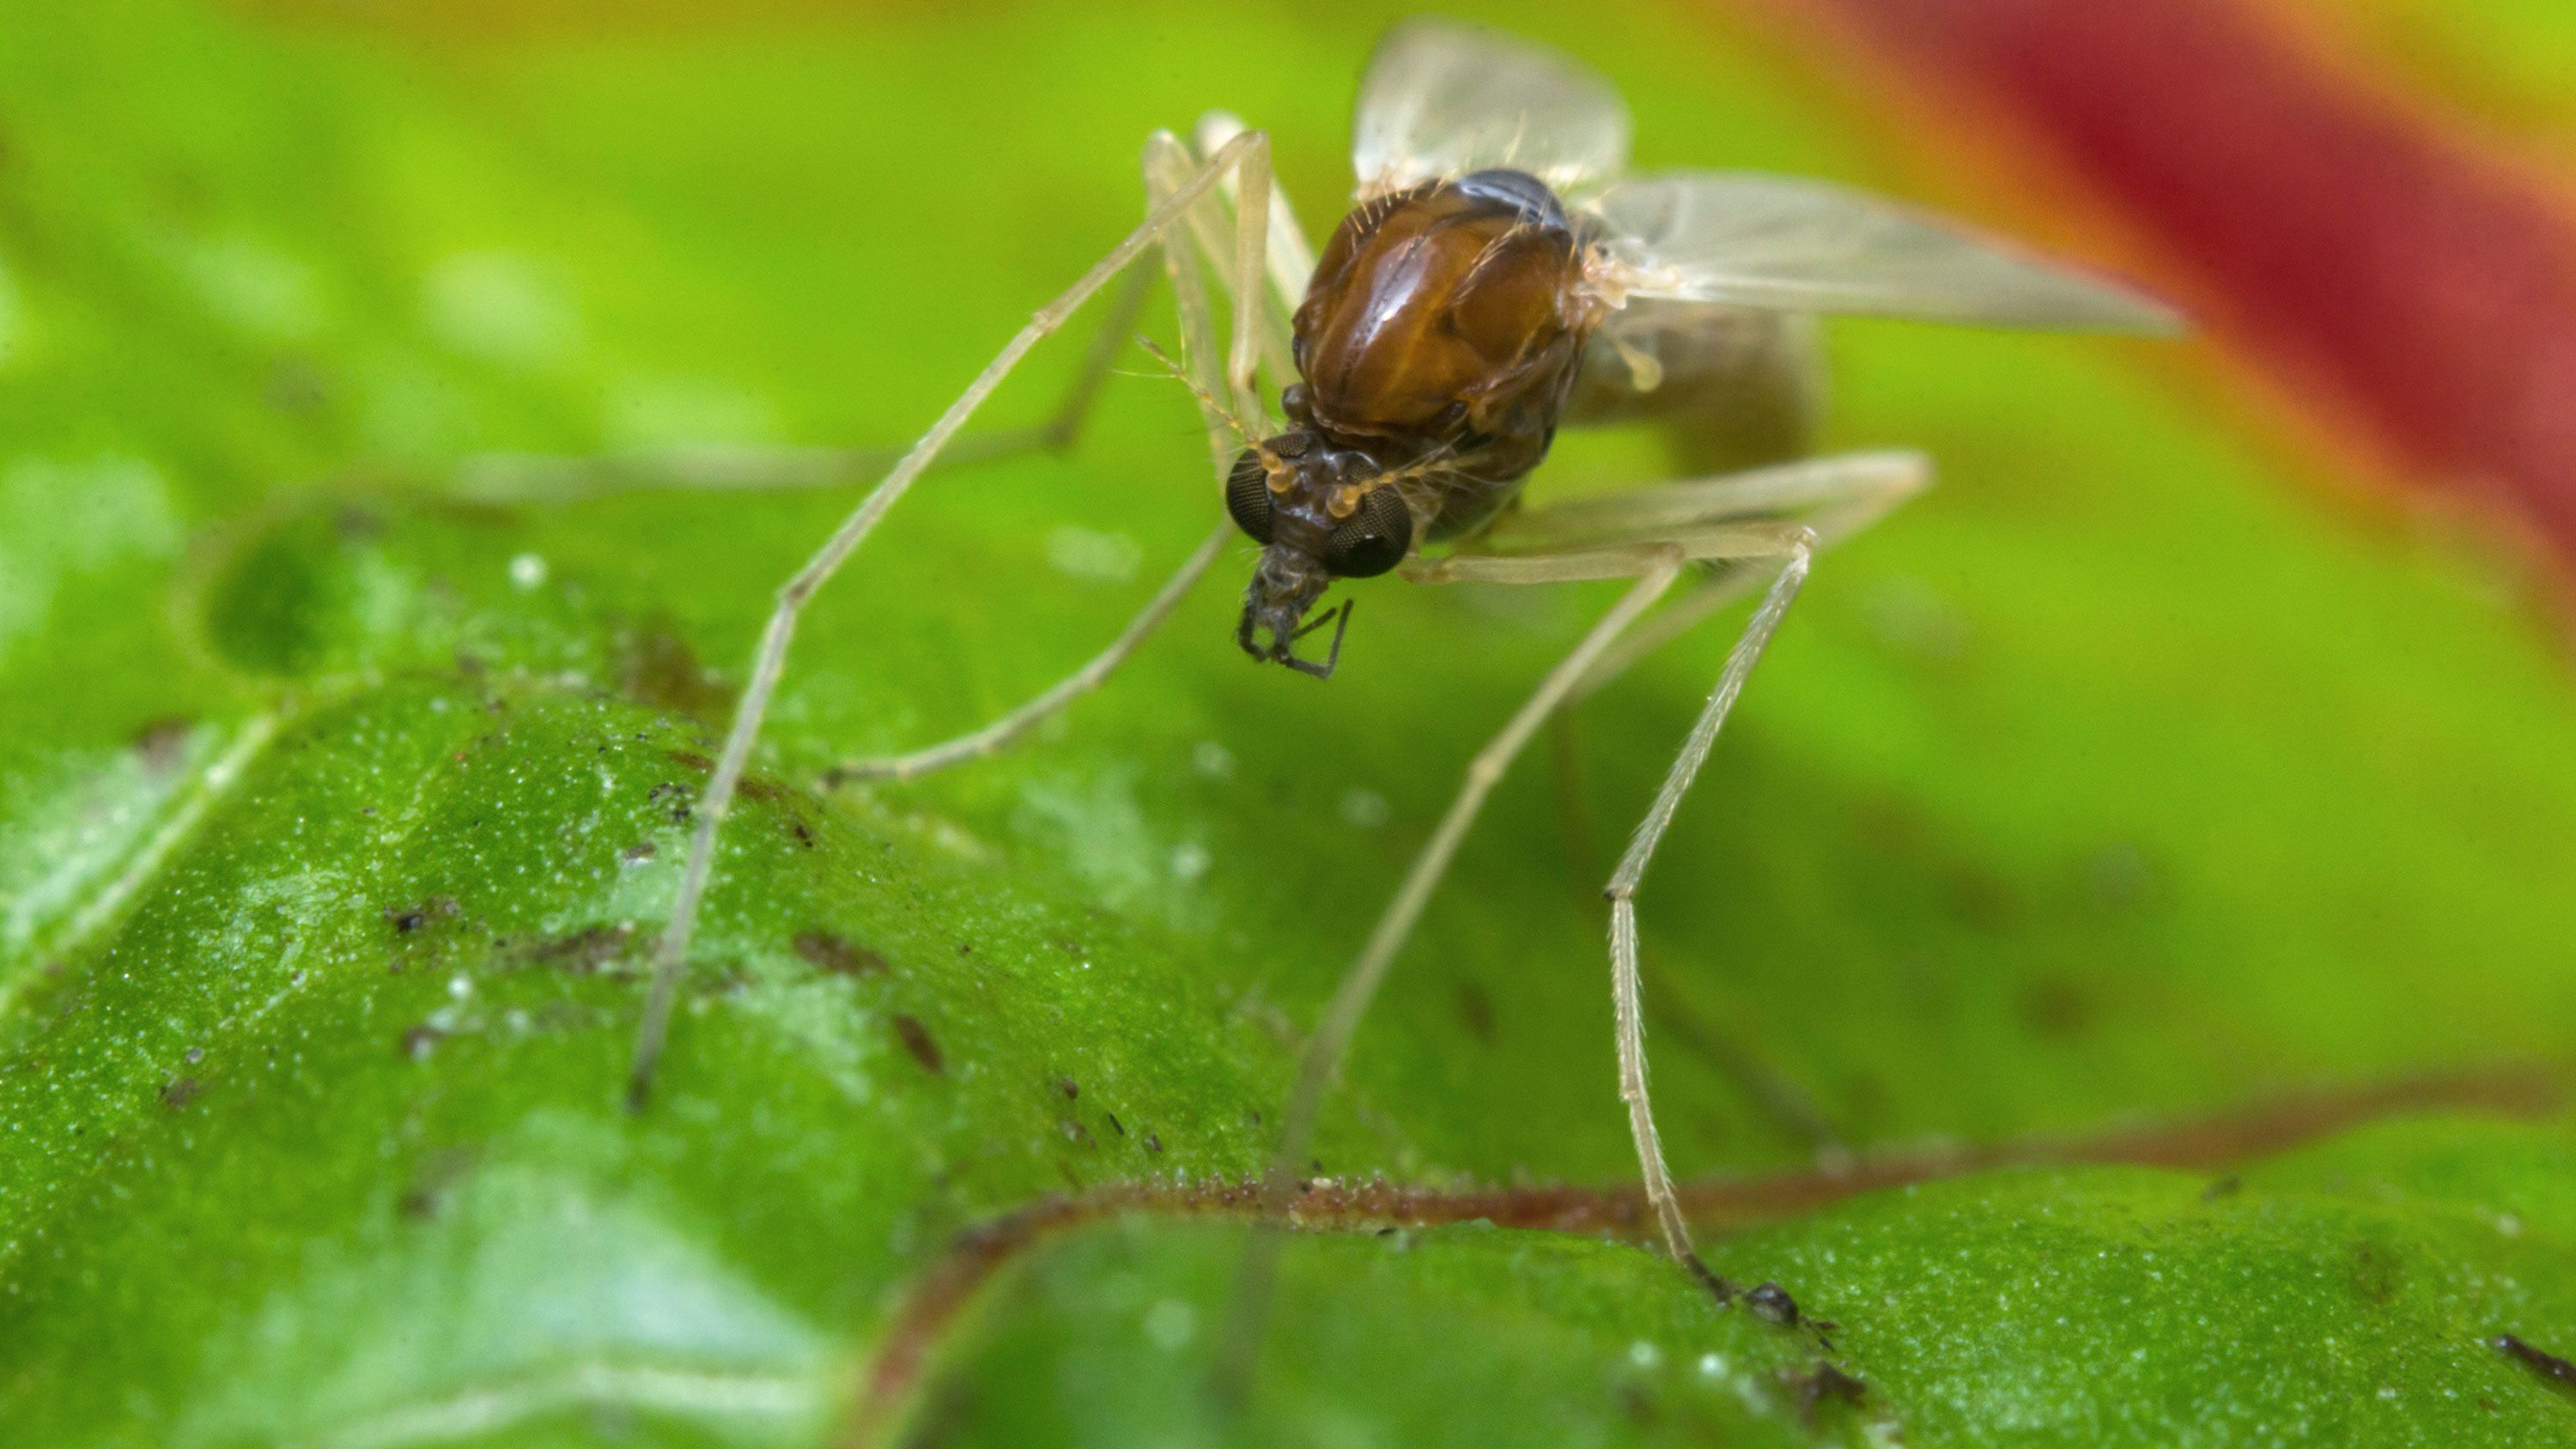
[159, 1076, 202, 1110]
[2018, 976, 2093, 1037]
[2203, 1174, 2243, 1201]
[1613, 1382, 1656, 1428]
[795, 931, 888, 979]
[386, 897, 458, 934]
[622, 840, 656, 862]
[617, 620, 729, 718]
[1060, 1119, 1093, 1147]
[400, 1145, 477, 1219]
[1143, 1132, 1163, 1155]
[519, 925, 635, 975]
[664, 747, 791, 804]
[402, 1025, 443, 1060]
[1056, 1076, 1079, 1100]
[892, 1015, 945, 1075]
[2494, 1335, 2576, 1393]
[1791, 1363, 1868, 1421]
[131, 716, 193, 772]
[1455, 979, 1497, 1044]
[647, 780, 694, 825]
[2350, 1240, 2401, 1307]
[1105, 1113, 1124, 1137]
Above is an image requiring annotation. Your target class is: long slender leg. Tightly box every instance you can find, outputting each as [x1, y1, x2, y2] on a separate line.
[1194, 111, 1309, 385]
[1224, 131, 1272, 425]
[1144, 132, 1250, 472]
[827, 130, 1322, 788]
[1541, 451, 1929, 697]
[1605, 539, 1812, 1274]
[825, 522, 1231, 785]
[451, 259, 1163, 506]
[1224, 451, 1920, 1388]
[1216, 548, 1686, 1396]
[1394, 523, 1821, 1284]
[1515, 458, 1923, 1151]
[628, 129, 1273, 1108]
[1218, 518, 1828, 1390]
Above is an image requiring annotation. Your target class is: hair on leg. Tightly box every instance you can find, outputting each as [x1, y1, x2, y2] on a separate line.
[628, 130, 1275, 1110]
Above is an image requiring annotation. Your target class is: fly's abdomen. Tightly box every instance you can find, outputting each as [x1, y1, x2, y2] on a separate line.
[1565, 300, 1828, 474]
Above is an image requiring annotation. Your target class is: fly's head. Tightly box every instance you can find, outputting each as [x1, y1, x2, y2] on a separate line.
[1224, 393, 1415, 679]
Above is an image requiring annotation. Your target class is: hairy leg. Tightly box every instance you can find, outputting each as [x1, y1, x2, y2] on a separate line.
[826, 127, 1323, 787]
[627, 129, 1274, 1108]
[1223, 451, 1919, 1385]
[1220, 517, 1828, 1389]
[1535, 451, 1929, 696]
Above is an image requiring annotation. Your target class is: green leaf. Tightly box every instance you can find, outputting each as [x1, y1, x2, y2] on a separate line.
[5, 2, 2576, 1445]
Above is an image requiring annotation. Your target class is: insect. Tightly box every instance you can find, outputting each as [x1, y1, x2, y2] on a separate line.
[628, 17, 2175, 1312]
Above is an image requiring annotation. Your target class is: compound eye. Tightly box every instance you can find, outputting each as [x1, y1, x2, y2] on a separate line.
[1224, 448, 1274, 543]
[1321, 486, 1412, 578]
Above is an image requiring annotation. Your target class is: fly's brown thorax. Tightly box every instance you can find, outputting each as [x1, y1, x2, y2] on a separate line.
[1291, 170, 1602, 539]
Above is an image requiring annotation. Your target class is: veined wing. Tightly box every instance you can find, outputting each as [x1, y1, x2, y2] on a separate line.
[1352, 19, 1629, 202]
[1586, 172, 2181, 332]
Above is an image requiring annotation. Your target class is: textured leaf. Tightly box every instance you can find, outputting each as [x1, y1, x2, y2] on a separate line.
[5, 2, 2576, 1446]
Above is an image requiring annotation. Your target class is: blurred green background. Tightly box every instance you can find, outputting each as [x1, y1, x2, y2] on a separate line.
[6, 0, 2576, 1444]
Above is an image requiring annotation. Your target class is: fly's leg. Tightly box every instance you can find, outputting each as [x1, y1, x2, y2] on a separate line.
[628, 128, 1276, 1109]
[1219, 521, 1819, 1391]
[1449, 453, 1930, 1261]
[451, 261, 1163, 506]
[1415, 524, 1821, 1288]
[1493, 450, 1926, 551]
[1598, 533, 1811, 1282]
[824, 129, 1321, 787]
[1194, 111, 1312, 385]
[1527, 453, 1928, 1158]
[1223, 452, 1923, 1387]
[1523, 450, 1929, 696]
[822, 524, 1232, 786]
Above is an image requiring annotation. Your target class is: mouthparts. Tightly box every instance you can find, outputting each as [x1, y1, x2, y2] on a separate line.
[1237, 546, 1350, 679]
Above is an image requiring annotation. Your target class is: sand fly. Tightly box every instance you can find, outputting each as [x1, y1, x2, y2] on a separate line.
[625, 15, 2177, 1324]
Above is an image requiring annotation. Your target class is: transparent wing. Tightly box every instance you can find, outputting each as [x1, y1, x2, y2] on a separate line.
[1352, 19, 1629, 201]
[1589, 173, 2181, 332]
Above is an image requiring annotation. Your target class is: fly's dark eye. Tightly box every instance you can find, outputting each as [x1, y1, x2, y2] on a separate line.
[1224, 448, 1273, 543]
[1321, 487, 1412, 578]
